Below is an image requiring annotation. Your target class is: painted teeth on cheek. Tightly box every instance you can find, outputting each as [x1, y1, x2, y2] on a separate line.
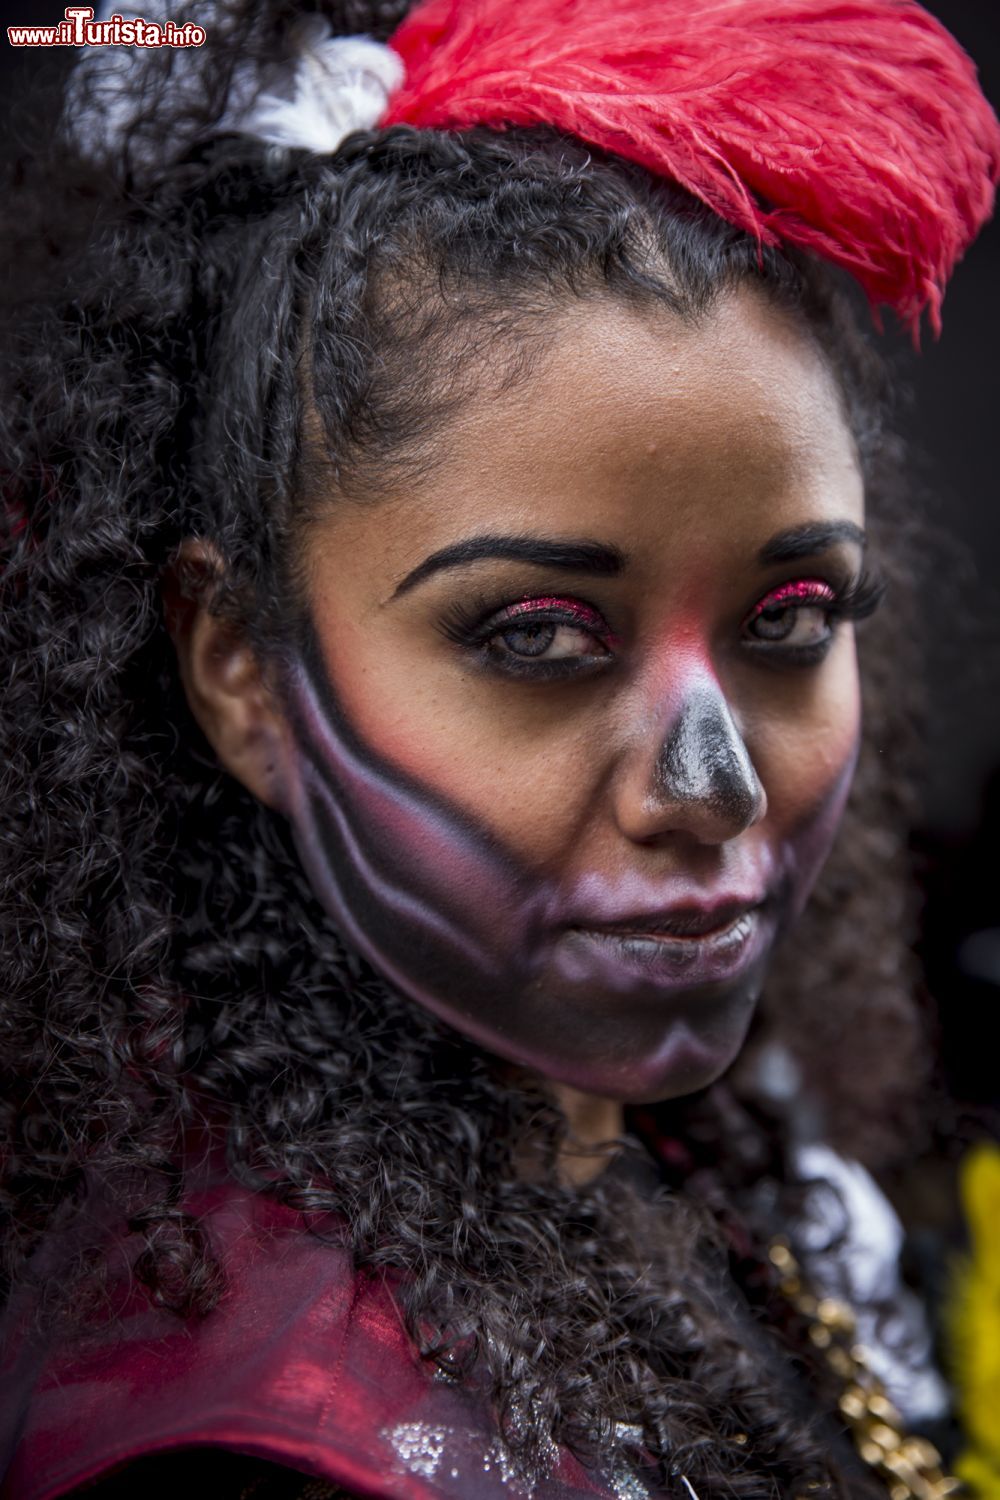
[287, 661, 533, 988]
[302, 774, 488, 969]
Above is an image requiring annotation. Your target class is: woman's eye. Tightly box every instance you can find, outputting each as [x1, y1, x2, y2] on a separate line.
[743, 580, 837, 654]
[747, 603, 830, 647]
[491, 620, 608, 661]
[438, 595, 616, 676]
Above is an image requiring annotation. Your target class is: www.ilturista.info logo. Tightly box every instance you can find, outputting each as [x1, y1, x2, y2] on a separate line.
[7, 6, 206, 47]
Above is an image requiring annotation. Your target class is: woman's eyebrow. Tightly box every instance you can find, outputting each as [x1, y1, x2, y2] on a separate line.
[389, 535, 628, 599]
[758, 521, 866, 564]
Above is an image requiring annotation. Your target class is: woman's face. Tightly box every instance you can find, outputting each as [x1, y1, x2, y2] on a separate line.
[272, 289, 868, 1103]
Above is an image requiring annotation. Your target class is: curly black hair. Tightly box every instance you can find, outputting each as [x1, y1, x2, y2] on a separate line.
[0, 5, 930, 1495]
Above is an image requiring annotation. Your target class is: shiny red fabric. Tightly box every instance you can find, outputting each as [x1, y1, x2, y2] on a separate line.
[0, 1178, 616, 1500]
[383, 0, 1000, 338]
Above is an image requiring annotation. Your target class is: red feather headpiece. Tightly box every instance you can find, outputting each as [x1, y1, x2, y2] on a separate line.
[382, 0, 1000, 337]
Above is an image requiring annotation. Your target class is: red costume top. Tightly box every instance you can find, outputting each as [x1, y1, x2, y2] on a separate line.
[0, 1172, 628, 1500]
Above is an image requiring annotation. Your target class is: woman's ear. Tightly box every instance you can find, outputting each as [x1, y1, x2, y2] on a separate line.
[164, 539, 293, 813]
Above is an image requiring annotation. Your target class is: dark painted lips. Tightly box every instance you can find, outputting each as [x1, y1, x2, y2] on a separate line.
[572, 898, 764, 941]
[555, 904, 770, 992]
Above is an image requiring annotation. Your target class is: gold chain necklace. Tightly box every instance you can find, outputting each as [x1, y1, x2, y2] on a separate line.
[768, 1239, 962, 1500]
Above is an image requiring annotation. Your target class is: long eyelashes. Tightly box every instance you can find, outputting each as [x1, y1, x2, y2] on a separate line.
[825, 568, 885, 622]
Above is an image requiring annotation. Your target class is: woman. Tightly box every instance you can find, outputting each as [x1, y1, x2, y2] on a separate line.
[1, 1, 997, 1496]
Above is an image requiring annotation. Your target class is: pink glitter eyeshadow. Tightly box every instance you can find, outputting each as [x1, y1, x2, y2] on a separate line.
[747, 579, 835, 620]
[491, 596, 620, 650]
[502, 596, 604, 625]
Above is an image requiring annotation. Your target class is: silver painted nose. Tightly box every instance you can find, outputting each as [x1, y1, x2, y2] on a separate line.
[652, 684, 766, 840]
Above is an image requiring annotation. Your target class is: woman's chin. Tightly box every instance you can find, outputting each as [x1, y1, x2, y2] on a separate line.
[444, 968, 763, 1107]
[530, 1003, 758, 1105]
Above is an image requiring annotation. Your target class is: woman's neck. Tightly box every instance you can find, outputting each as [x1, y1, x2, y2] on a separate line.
[549, 1085, 625, 1186]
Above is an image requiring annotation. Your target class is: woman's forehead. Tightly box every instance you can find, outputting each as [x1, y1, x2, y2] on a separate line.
[302, 291, 864, 598]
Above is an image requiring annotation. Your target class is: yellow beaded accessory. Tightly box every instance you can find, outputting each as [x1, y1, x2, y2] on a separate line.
[768, 1239, 961, 1500]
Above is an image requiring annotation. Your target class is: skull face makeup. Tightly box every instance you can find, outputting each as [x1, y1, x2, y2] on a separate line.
[264, 292, 868, 1103]
[285, 651, 784, 1102]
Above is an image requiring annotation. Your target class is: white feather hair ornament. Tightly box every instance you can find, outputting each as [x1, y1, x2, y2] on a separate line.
[70, 2, 403, 164]
[232, 20, 403, 153]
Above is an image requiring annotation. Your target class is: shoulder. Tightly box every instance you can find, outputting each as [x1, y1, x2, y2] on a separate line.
[1, 1179, 404, 1499]
[0, 1179, 613, 1500]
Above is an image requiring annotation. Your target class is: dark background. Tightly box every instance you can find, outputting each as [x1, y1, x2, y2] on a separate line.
[2, 2, 999, 1112]
[880, 5, 1000, 838]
